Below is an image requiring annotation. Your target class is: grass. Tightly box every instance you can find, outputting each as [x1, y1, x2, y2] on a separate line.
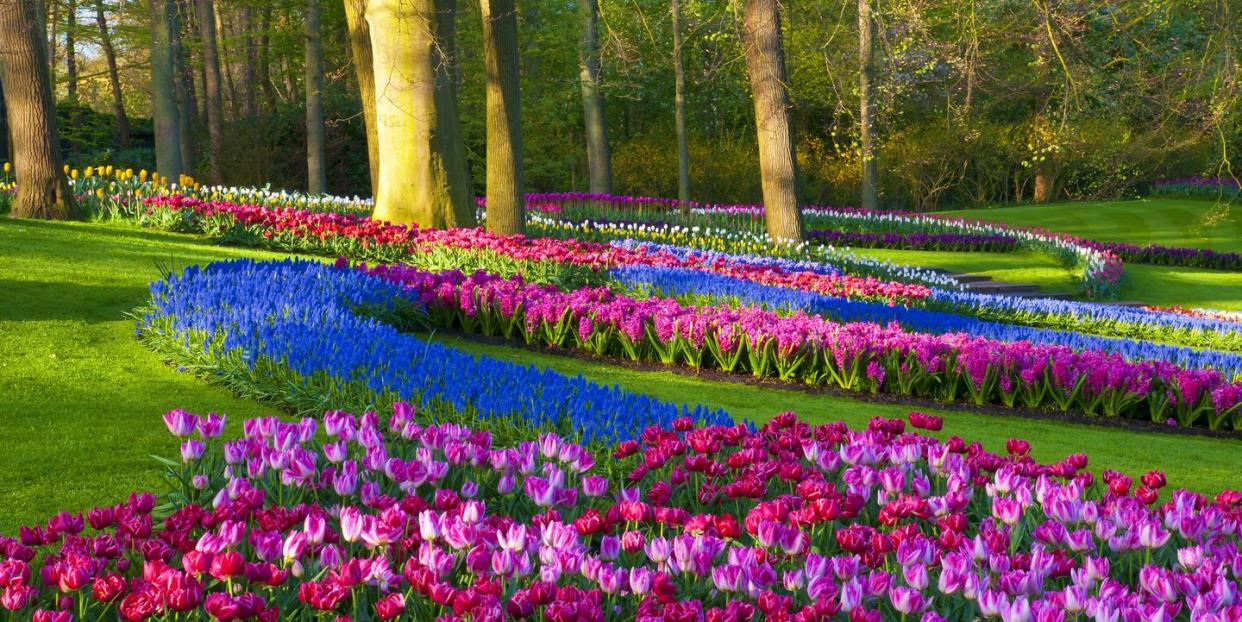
[931, 197, 1242, 309]
[0, 219, 287, 532]
[431, 333, 1242, 496]
[3, 214, 1242, 533]
[851, 248, 1082, 294]
[938, 197, 1242, 252]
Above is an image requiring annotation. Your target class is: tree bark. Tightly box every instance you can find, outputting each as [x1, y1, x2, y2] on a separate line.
[742, 0, 802, 242]
[0, 0, 74, 219]
[65, 0, 76, 103]
[671, 0, 689, 207]
[1033, 165, 1053, 203]
[343, 0, 378, 196]
[216, 8, 237, 118]
[46, 0, 54, 83]
[305, 0, 325, 194]
[257, 4, 276, 111]
[149, 0, 183, 178]
[196, 0, 224, 182]
[481, 0, 524, 234]
[366, 0, 474, 227]
[241, 5, 256, 118]
[857, 0, 878, 210]
[93, 0, 130, 148]
[578, 0, 611, 194]
[170, 1, 194, 173]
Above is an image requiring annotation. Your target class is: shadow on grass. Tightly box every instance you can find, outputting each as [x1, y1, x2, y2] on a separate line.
[0, 279, 149, 322]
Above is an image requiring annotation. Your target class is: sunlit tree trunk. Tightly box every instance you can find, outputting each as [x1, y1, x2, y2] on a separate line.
[149, 0, 183, 178]
[481, 0, 524, 234]
[671, 0, 689, 207]
[366, 0, 474, 227]
[578, 0, 611, 194]
[305, 0, 325, 193]
[742, 0, 802, 242]
[0, 0, 75, 219]
[196, 0, 225, 183]
[858, 0, 878, 210]
[93, 0, 130, 148]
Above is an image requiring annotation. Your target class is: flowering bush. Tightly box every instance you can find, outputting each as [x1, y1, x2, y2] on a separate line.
[364, 262, 1242, 429]
[5, 406, 1242, 622]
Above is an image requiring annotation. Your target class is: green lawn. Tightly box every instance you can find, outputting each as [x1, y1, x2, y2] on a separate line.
[0, 219, 285, 532]
[852, 248, 1082, 294]
[849, 198, 1242, 309]
[938, 197, 1242, 252]
[3, 217, 1242, 533]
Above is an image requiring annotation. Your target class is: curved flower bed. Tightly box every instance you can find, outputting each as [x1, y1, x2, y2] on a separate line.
[139, 259, 730, 444]
[614, 264, 1242, 378]
[137, 195, 931, 305]
[527, 214, 963, 290]
[365, 263, 1242, 430]
[616, 241, 1242, 354]
[5, 406, 1242, 621]
[69, 182, 1242, 352]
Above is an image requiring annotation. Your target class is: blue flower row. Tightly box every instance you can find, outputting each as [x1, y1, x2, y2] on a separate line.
[140, 258, 732, 444]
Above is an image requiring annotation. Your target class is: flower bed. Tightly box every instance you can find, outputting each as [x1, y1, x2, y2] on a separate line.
[364, 262, 1242, 430]
[615, 264, 1242, 378]
[136, 195, 931, 305]
[5, 405, 1242, 621]
[139, 258, 731, 444]
[105, 192, 1242, 355]
[42, 176, 1242, 353]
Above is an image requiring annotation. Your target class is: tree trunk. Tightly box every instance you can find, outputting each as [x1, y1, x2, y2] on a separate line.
[305, 0, 325, 194]
[170, 2, 194, 174]
[0, 0, 74, 219]
[216, 8, 237, 119]
[742, 0, 802, 242]
[46, 0, 55, 83]
[366, 0, 474, 227]
[149, 0, 183, 178]
[195, 0, 224, 183]
[481, 0, 524, 234]
[242, 5, 256, 118]
[257, 4, 276, 111]
[343, 0, 378, 196]
[93, 0, 130, 148]
[65, 0, 76, 103]
[578, 0, 611, 194]
[1033, 165, 1053, 203]
[0, 81, 9, 162]
[671, 0, 689, 207]
[858, 0, 878, 211]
